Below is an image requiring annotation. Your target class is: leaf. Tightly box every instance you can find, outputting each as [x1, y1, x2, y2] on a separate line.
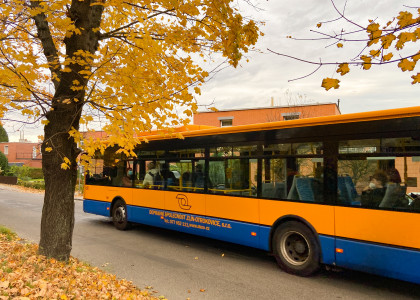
[336, 43, 343, 48]
[382, 53, 393, 62]
[398, 58, 416, 72]
[366, 23, 382, 45]
[412, 73, 420, 84]
[176, 132, 184, 140]
[397, 11, 415, 28]
[321, 78, 340, 91]
[360, 55, 372, 70]
[395, 32, 416, 50]
[45, 147, 52, 152]
[193, 87, 201, 95]
[336, 63, 350, 76]
[381, 34, 396, 49]
[60, 163, 70, 170]
[316, 23, 322, 28]
[200, 289, 206, 292]
[413, 51, 420, 62]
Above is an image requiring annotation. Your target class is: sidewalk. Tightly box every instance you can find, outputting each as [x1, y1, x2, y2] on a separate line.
[0, 183, 84, 200]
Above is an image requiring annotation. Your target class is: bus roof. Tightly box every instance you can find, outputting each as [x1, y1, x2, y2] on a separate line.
[140, 106, 420, 141]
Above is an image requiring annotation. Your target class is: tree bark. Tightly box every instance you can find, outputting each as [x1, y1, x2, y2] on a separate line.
[39, 112, 80, 260]
[35, 0, 104, 260]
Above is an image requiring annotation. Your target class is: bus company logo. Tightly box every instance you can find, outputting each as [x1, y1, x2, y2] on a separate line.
[177, 194, 191, 210]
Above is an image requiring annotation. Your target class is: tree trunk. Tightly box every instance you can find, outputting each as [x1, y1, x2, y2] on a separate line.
[35, 0, 104, 261]
[39, 115, 79, 261]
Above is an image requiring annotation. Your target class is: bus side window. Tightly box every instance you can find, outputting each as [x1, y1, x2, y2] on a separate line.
[284, 158, 324, 203]
[208, 159, 257, 197]
[261, 158, 287, 199]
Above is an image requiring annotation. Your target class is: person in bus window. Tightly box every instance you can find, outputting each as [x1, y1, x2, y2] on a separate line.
[361, 170, 387, 208]
[387, 168, 402, 184]
[193, 164, 205, 189]
[143, 162, 158, 188]
[380, 168, 407, 208]
[122, 167, 133, 187]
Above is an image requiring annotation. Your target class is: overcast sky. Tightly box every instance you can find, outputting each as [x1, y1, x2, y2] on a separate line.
[5, 0, 420, 142]
[197, 0, 419, 113]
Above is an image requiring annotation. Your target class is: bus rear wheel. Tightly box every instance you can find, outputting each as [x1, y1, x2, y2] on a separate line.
[273, 221, 320, 276]
[112, 199, 130, 230]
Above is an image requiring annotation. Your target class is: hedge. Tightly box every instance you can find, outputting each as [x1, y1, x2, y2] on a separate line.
[9, 166, 43, 180]
[18, 180, 45, 190]
[0, 152, 7, 174]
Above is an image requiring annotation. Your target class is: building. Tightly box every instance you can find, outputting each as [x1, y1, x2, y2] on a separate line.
[193, 103, 341, 127]
[0, 141, 42, 168]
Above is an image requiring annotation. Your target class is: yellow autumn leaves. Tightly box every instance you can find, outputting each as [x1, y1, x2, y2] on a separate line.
[322, 9, 420, 91]
[61, 157, 71, 170]
[321, 63, 347, 90]
[0, 228, 161, 299]
[0, 0, 261, 169]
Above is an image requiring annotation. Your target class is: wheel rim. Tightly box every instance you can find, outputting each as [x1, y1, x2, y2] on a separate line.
[279, 230, 310, 266]
[114, 205, 126, 224]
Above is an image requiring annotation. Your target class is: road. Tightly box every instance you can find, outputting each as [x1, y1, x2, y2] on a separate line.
[0, 187, 419, 300]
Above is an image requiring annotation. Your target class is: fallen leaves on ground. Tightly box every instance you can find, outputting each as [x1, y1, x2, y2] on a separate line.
[0, 230, 163, 299]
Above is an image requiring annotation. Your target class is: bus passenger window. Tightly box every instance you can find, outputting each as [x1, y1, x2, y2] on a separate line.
[191, 161, 207, 192]
[337, 156, 420, 211]
[287, 157, 324, 203]
[262, 158, 287, 199]
[337, 159, 377, 206]
[137, 161, 164, 189]
[209, 159, 257, 197]
[285, 158, 324, 203]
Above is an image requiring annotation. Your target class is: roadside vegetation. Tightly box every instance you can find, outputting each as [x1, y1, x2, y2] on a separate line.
[2, 165, 84, 192]
[0, 226, 163, 299]
[5, 166, 45, 190]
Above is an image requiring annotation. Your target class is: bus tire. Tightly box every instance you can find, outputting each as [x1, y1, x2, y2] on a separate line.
[273, 221, 320, 276]
[112, 199, 130, 230]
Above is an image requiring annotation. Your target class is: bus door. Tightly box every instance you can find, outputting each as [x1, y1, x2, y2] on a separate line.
[163, 159, 207, 233]
[206, 153, 260, 248]
[132, 159, 165, 209]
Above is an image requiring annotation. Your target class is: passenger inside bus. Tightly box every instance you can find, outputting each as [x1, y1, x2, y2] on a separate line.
[182, 171, 192, 191]
[361, 171, 387, 208]
[380, 168, 407, 208]
[166, 171, 179, 190]
[122, 167, 133, 187]
[193, 164, 205, 189]
[143, 161, 159, 189]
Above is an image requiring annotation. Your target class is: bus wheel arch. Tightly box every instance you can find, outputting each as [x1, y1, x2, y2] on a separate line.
[111, 197, 131, 231]
[270, 216, 321, 276]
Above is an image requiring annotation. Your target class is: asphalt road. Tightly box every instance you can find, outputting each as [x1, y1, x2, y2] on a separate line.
[1, 187, 420, 300]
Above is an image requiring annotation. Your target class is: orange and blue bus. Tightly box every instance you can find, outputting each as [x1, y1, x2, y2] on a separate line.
[83, 106, 420, 284]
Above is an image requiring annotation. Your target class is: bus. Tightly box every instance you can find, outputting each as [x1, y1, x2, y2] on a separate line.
[83, 106, 420, 284]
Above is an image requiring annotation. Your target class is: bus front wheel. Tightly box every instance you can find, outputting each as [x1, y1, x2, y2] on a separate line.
[112, 199, 130, 230]
[273, 221, 320, 276]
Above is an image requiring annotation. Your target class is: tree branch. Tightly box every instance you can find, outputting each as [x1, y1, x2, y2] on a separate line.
[30, 1, 61, 90]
